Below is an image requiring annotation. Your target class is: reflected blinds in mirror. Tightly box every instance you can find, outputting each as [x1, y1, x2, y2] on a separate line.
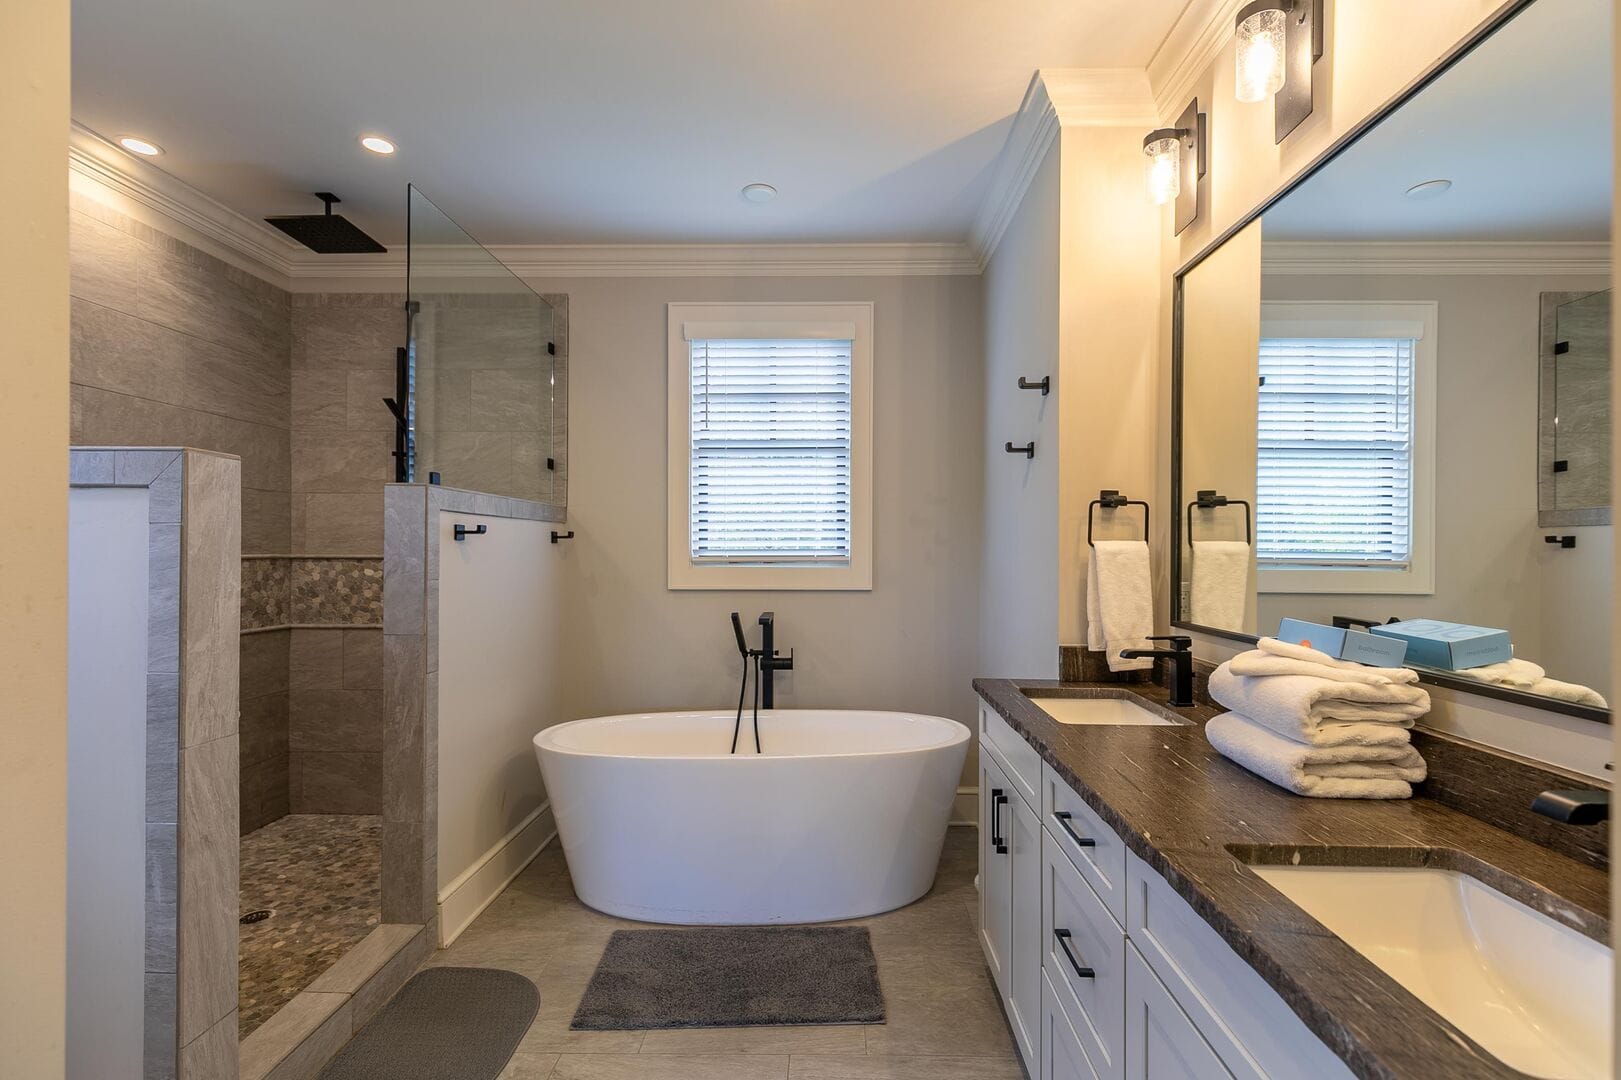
[688, 338, 854, 563]
[1257, 337, 1415, 567]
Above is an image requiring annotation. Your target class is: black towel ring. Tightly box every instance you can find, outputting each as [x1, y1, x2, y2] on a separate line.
[1087, 490, 1150, 547]
[1185, 490, 1252, 545]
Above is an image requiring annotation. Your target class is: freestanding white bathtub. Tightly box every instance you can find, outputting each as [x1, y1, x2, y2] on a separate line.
[534, 709, 970, 925]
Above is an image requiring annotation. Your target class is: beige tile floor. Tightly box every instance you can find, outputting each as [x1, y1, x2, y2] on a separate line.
[419, 826, 1024, 1080]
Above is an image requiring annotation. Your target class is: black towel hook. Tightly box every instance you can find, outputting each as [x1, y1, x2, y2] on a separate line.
[1017, 376, 1051, 395]
[452, 523, 487, 541]
[1005, 441, 1035, 459]
[551, 530, 575, 544]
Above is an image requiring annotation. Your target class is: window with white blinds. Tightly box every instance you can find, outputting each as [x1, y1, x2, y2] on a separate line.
[1257, 336, 1415, 568]
[688, 337, 854, 563]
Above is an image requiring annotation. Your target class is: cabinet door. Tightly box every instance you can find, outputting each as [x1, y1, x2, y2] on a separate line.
[979, 753, 1014, 999]
[1006, 784, 1042, 1066]
[1124, 945, 1233, 1080]
[1044, 971, 1104, 1080]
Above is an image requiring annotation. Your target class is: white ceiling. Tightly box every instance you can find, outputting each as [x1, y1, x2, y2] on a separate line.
[1263, 0, 1613, 243]
[71, 0, 1192, 248]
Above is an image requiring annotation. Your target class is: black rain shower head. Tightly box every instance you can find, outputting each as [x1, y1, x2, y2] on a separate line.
[265, 192, 387, 254]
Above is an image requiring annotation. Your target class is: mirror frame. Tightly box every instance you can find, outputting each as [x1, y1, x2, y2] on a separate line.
[1168, 0, 1611, 724]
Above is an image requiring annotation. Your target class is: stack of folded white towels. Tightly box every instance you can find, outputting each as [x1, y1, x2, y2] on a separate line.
[1206, 637, 1431, 800]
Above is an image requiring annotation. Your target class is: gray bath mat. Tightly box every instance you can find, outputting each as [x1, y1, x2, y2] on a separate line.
[572, 925, 884, 1030]
[318, 967, 538, 1080]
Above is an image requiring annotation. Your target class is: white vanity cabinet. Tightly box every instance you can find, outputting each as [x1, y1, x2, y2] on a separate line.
[976, 704, 1353, 1080]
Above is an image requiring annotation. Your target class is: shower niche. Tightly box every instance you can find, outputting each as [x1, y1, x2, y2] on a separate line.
[399, 185, 567, 505]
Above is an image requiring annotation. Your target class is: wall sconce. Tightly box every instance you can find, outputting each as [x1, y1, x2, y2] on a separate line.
[1235, 0, 1323, 142]
[1143, 99, 1207, 235]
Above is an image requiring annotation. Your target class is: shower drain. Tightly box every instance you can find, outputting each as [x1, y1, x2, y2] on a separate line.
[240, 909, 273, 925]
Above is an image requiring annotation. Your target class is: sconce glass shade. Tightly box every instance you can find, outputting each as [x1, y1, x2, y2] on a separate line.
[1236, 5, 1288, 103]
[1144, 135, 1181, 206]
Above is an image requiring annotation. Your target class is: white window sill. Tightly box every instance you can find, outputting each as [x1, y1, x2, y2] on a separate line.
[1258, 565, 1434, 596]
[668, 560, 872, 591]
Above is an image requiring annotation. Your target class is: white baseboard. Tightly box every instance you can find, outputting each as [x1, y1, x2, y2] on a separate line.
[437, 801, 557, 947]
[951, 786, 979, 827]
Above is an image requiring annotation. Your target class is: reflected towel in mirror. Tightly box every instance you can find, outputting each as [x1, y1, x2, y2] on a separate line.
[1189, 540, 1250, 631]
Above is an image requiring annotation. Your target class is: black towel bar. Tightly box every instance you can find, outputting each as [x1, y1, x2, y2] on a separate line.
[1185, 490, 1252, 545]
[1005, 441, 1035, 459]
[1087, 490, 1149, 547]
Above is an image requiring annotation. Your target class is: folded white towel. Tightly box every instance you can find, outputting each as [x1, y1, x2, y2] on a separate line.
[1229, 650, 1416, 688]
[1206, 712, 1424, 799]
[1257, 636, 1420, 684]
[1208, 664, 1430, 742]
[1085, 540, 1152, 672]
[1189, 540, 1249, 632]
[1457, 657, 1545, 689]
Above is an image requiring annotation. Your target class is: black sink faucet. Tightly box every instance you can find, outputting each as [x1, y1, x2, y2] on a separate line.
[1531, 789, 1610, 825]
[1118, 636, 1195, 707]
[757, 611, 795, 708]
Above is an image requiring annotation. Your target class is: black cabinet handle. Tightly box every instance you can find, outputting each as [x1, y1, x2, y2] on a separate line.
[1053, 929, 1096, 979]
[991, 790, 1009, 854]
[1053, 811, 1096, 848]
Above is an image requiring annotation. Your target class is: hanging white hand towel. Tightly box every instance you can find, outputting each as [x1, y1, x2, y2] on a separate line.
[1206, 712, 1425, 799]
[1208, 664, 1430, 742]
[1189, 540, 1250, 631]
[1256, 636, 1420, 683]
[1085, 540, 1152, 672]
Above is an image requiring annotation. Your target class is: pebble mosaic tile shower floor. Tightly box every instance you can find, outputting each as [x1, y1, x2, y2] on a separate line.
[239, 814, 382, 1037]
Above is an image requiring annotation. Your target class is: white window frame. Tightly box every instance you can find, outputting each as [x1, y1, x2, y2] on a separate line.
[667, 301, 874, 590]
[1256, 300, 1437, 596]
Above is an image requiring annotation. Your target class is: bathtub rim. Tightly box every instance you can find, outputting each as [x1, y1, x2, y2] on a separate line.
[533, 708, 970, 762]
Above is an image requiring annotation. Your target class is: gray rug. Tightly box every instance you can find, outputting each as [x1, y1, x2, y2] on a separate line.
[572, 925, 885, 1030]
[318, 967, 538, 1080]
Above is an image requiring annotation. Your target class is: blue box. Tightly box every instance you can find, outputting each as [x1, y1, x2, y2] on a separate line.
[1368, 620, 1511, 671]
[1276, 618, 1410, 667]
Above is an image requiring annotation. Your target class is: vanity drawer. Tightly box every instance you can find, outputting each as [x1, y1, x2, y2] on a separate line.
[1125, 851, 1353, 1080]
[1124, 943, 1232, 1080]
[1042, 763, 1127, 925]
[980, 703, 1041, 809]
[1043, 827, 1126, 1080]
[1043, 970, 1105, 1080]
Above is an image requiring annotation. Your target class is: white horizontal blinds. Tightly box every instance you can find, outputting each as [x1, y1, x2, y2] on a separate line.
[689, 338, 854, 562]
[1256, 336, 1415, 567]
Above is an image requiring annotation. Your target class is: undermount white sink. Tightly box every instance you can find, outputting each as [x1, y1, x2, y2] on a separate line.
[1029, 696, 1178, 726]
[1250, 865, 1613, 1079]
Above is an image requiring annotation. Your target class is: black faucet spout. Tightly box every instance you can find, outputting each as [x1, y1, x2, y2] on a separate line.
[1119, 636, 1195, 707]
[757, 612, 794, 707]
[1531, 789, 1610, 825]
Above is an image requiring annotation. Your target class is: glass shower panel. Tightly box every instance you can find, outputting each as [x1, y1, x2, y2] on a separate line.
[1552, 289, 1612, 512]
[407, 185, 556, 502]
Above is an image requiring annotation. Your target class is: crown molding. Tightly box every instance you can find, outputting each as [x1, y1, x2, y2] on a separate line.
[1261, 240, 1614, 276]
[1147, 0, 1242, 120]
[968, 68, 1157, 269]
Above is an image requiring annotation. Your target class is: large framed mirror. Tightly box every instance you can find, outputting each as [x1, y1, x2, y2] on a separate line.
[1172, 0, 1613, 721]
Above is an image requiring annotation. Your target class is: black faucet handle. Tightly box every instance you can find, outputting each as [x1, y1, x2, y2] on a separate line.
[1531, 789, 1610, 825]
[1147, 635, 1193, 651]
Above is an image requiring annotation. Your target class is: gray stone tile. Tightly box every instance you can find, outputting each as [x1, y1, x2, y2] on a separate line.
[117, 448, 182, 486]
[136, 240, 289, 361]
[240, 991, 351, 1080]
[145, 822, 178, 908]
[470, 368, 547, 432]
[179, 1009, 239, 1080]
[178, 735, 240, 1044]
[181, 453, 241, 747]
[241, 750, 291, 836]
[147, 898, 178, 974]
[191, 410, 289, 493]
[290, 689, 383, 752]
[148, 454, 184, 524]
[291, 429, 393, 493]
[860, 982, 1013, 1059]
[149, 523, 182, 675]
[289, 628, 346, 690]
[787, 1057, 1024, 1079]
[380, 820, 432, 924]
[382, 487, 427, 634]
[144, 972, 178, 1080]
[305, 923, 421, 995]
[68, 448, 116, 484]
[71, 300, 187, 407]
[499, 1052, 561, 1079]
[291, 368, 349, 431]
[347, 368, 398, 431]
[291, 298, 401, 370]
[183, 340, 291, 430]
[349, 922, 436, 1028]
[429, 430, 511, 494]
[382, 634, 424, 824]
[292, 751, 383, 814]
[343, 629, 384, 689]
[70, 209, 144, 312]
[240, 691, 290, 767]
[146, 672, 180, 823]
[641, 1026, 866, 1056]
[550, 1055, 787, 1080]
[244, 488, 293, 556]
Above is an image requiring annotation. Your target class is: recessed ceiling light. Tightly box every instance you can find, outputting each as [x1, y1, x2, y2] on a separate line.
[118, 136, 163, 156]
[360, 135, 397, 155]
[741, 183, 777, 204]
[1404, 178, 1453, 200]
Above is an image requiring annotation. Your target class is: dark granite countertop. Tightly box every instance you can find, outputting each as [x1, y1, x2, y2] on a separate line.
[972, 677, 1611, 1080]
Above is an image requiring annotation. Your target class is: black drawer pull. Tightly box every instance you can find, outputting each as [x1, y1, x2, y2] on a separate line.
[991, 790, 1009, 854]
[1053, 928, 1095, 979]
[1053, 811, 1097, 848]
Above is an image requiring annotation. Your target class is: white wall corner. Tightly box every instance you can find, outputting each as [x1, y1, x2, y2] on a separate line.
[970, 68, 1157, 270]
[1146, 0, 1245, 121]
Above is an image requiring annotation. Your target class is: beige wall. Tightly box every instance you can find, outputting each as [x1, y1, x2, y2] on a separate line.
[981, 148, 1061, 678]
[517, 273, 984, 787]
[1, 2, 70, 1076]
